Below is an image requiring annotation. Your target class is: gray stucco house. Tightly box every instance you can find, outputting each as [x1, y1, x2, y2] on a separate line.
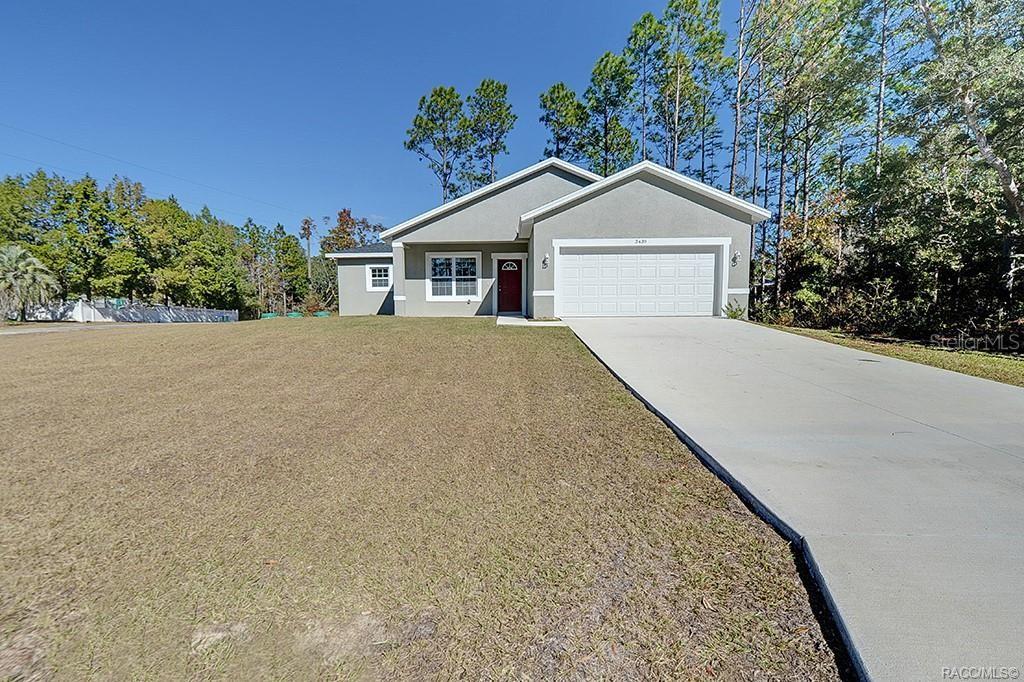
[327, 158, 769, 318]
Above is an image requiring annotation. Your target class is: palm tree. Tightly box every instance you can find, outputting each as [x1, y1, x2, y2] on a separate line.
[299, 216, 315, 281]
[0, 244, 58, 322]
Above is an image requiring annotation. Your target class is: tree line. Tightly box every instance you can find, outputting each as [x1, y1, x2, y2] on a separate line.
[0, 170, 382, 318]
[407, 0, 1024, 338]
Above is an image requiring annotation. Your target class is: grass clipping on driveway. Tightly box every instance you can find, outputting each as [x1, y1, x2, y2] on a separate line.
[1, 318, 839, 679]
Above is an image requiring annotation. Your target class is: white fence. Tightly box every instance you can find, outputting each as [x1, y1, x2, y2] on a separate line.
[21, 299, 237, 323]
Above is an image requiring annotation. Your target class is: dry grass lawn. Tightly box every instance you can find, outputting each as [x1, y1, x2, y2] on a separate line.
[1, 317, 840, 680]
[769, 324, 1024, 388]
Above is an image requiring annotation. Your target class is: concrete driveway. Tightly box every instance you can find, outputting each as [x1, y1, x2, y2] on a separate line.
[566, 317, 1024, 681]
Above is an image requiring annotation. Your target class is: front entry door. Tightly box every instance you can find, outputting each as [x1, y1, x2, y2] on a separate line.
[497, 259, 523, 313]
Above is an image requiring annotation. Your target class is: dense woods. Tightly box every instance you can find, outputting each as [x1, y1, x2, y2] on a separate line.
[534, 0, 1024, 337]
[0, 171, 381, 318]
[5, 0, 1021, 335]
[402, 0, 1022, 337]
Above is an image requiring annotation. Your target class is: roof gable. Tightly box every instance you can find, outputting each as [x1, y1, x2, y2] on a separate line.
[381, 158, 600, 241]
[518, 161, 771, 237]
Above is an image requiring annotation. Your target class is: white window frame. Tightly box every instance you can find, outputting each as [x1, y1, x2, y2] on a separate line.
[365, 263, 393, 292]
[425, 251, 482, 301]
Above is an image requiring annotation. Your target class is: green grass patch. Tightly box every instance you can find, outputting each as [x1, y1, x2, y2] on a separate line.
[768, 324, 1024, 387]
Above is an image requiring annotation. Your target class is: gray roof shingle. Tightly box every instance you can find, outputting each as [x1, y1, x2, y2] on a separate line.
[330, 242, 391, 254]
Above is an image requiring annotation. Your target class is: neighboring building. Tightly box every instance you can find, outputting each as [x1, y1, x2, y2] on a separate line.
[327, 158, 769, 318]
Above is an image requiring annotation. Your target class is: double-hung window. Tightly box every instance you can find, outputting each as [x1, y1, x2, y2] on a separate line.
[426, 252, 480, 300]
[365, 263, 392, 291]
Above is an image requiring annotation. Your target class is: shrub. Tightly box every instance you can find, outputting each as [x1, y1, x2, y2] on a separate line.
[831, 279, 922, 336]
[758, 306, 796, 327]
[723, 301, 747, 319]
[300, 289, 326, 315]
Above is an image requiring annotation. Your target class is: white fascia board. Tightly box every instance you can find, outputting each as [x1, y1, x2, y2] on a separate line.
[380, 157, 600, 240]
[326, 252, 394, 259]
[551, 237, 732, 248]
[518, 161, 772, 237]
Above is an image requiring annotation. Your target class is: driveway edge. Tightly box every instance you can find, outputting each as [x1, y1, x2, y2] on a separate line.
[570, 329, 869, 681]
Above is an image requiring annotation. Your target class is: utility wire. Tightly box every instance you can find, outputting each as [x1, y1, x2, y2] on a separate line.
[0, 121, 304, 216]
[0, 150, 256, 222]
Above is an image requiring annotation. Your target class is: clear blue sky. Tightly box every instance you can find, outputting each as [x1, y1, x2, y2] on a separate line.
[1, 0, 739, 235]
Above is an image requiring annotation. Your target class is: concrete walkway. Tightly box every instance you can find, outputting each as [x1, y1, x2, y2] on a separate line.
[495, 315, 566, 327]
[565, 317, 1024, 681]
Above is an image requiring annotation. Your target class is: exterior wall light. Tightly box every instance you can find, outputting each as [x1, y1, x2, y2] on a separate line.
[731, 250, 741, 266]
[542, 254, 550, 269]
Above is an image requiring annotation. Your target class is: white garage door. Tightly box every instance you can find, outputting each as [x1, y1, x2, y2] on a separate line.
[557, 248, 717, 316]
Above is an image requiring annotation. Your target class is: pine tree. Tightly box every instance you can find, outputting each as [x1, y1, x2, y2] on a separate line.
[404, 86, 474, 202]
[539, 83, 589, 162]
[625, 13, 668, 161]
[584, 52, 637, 176]
[462, 79, 517, 189]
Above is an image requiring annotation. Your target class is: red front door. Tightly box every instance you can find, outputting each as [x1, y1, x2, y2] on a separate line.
[497, 259, 522, 313]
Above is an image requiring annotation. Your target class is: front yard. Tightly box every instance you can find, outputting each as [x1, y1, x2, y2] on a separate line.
[1, 318, 839, 679]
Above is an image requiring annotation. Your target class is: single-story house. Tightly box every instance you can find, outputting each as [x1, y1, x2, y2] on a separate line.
[327, 158, 770, 318]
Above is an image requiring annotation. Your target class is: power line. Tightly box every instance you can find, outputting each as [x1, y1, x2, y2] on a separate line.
[0, 121, 304, 216]
[0, 151, 83, 180]
[0, 150, 256, 222]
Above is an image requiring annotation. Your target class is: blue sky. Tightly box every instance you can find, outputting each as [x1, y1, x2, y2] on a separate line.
[1, 0, 739, 235]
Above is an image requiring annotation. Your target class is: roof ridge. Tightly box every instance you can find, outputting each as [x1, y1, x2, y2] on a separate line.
[518, 161, 771, 237]
[380, 158, 600, 240]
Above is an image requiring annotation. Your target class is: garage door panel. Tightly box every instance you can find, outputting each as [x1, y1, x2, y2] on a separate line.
[558, 248, 717, 317]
